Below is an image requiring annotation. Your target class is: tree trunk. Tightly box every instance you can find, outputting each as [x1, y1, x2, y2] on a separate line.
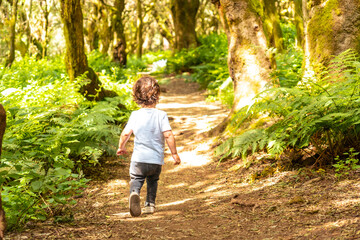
[262, 0, 283, 52]
[60, 0, 117, 101]
[212, 0, 230, 41]
[86, 3, 100, 51]
[152, 4, 174, 48]
[26, 0, 33, 55]
[136, 0, 143, 58]
[41, 0, 50, 57]
[209, 0, 272, 135]
[6, 0, 18, 67]
[219, 0, 271, 111]
[0, 104, 6, 240]
[294, 0, 304, 48]
[305, 0, 360, 68]
[171, 0, 200, 51]
[99, 7, 112, 55]
[113, 0, 127, 66]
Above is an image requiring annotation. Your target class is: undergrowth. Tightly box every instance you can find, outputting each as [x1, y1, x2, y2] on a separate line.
[216, 50, 360, 170]
[0, 53, 135, 228]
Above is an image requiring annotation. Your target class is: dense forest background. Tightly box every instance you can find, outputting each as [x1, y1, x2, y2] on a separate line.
[0, 0, 360, 232]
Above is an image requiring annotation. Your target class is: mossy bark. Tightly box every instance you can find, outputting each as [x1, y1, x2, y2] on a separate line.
[136, 0, 143, 58]
[41, 0, 50, 57]
[219, 0, 271, 112]
[113, 0, 127, 66]
[171, 0, 200, 51]
[152, 3, 174, 48]
[99, 8, 113, 55]
[6, 0, 18, 67]
[262, 0, 284, 52]
[60, 0, 117, 101]
[212, 0, 230, 42]
[208, 0, 272, 135]
[294, 0, 304, 48]
[306, 0, 360, 67]
[86, 3, 100, 51]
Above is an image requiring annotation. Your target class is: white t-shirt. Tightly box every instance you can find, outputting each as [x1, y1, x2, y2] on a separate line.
[124, 108, 171, 165]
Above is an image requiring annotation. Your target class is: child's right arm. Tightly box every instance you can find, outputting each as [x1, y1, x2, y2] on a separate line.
[116, 128, 133, 156]
[163, 130, 181, 165]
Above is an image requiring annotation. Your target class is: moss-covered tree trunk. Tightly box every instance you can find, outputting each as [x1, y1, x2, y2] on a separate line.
[209, 0, 272, 135]
[113, 0, 127, 66]
[171, 0, 200, 51]
[40, 0, 50, 57]
[86, 3, 100, 52]
[218, 0, 271, 111]
[213, 0, 230, 41]
[135, 0, 143, 58]
[262, 0, 283, 52]
[26, 0, 33, 55]
[6, 0, 18, 67]
[60, 0, 117, 101]
[294, 0, 304, 48]
[99, 7, 113, 55]
[305, 0, 360, 68]
[152, 1, 174, 49]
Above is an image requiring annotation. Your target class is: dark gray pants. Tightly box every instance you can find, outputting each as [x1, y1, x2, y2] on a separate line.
[129, 161, 162, 205]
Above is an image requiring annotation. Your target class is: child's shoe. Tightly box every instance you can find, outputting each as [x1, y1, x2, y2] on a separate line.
[143, 202, 156, 214]
[129, 192, 141, 217]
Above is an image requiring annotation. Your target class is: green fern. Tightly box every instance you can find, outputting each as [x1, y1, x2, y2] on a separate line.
[218, 49, 360, 164]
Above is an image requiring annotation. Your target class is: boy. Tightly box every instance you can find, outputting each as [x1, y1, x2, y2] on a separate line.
[117, 76, 181, 217]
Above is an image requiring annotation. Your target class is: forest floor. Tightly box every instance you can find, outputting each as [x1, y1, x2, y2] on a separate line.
[7, 76, 360, 240]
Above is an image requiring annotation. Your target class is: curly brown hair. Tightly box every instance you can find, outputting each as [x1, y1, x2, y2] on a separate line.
[132, 76, 160, 106]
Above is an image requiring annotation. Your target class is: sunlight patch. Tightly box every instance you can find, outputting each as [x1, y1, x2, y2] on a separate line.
[333, 198, 360, 208]
[165, 150, 212, 173]
[251, 171, 294, 192]
[189, 181, 209, 189]
[166, 182, 188, 189]
[203, 185, 223, 193]
[158, 198, 192, 207]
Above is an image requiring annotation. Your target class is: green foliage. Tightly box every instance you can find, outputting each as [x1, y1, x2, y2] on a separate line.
[272, 22, 304, 88]
[333, 148, 360, 178]
[165, 34, 231, 107]
[127, 55, 148, 72]
[217, 50, 360, 166]
[273, 48, 303, 88]
[0, 55, 134, 228]
[280, 22, 297, 50]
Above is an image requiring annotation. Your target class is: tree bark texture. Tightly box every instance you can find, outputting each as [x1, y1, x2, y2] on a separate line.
[6, 0, 18, 67]
[0, 104, 6, 240]
[136, 0, 143, 58]
[27, 0, 33, 55]
[212, 0, 230, 41]
[113, 0, 127, 65]
[86, 3, 100, 51]
[171, 0, 200, 51]
[60, 0, 116, 101]
[305, 0, 360, 67]
[294, 0, 304, 48]
[262, 0, 283, 52]
[152, 3, 174, 48]
[217, 0, 271, 112]
[41, 0, 50, 57]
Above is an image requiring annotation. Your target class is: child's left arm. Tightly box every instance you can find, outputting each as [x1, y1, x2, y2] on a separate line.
[117, 128, 133, 156]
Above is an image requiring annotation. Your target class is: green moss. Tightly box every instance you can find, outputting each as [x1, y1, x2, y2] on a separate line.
[356, 35, 360, 54]
[308, 0, 339, 67]
[248, 0, 264, 17]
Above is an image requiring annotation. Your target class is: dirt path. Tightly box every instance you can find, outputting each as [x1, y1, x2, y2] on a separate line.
[8, 77, 360, 239]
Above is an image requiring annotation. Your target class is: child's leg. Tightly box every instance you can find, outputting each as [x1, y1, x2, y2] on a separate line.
[145, 164, 162, 205]
[129, 161, 146, 194]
